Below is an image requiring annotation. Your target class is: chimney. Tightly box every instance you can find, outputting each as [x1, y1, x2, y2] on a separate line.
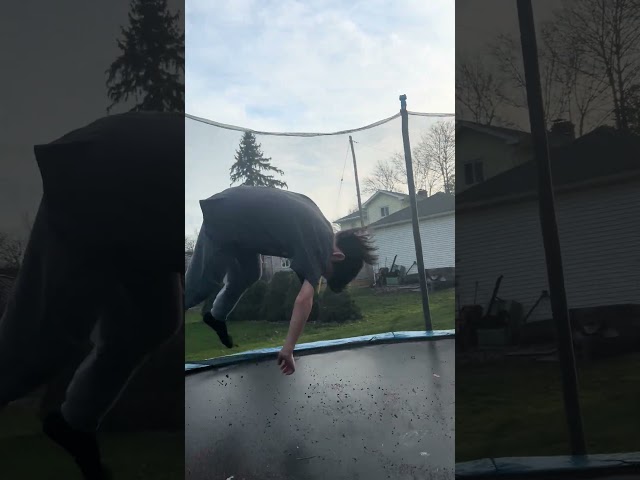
[417, 189, 428, 198]
[550, 119, 575, 142]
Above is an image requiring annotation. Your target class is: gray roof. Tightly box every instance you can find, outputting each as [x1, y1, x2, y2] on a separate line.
[457, 119, 572, 148]
[334, 211, 362, 223]
[457, 127, 640, 207]
[376, 189, 410, 198]
[456, 120, 530, 143]
[368, 192, 454, 228]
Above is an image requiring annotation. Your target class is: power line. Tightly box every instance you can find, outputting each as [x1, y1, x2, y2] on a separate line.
[352, 139, 399, 158]
[335, 142, 351, 219]
[185, 111, 454, 137]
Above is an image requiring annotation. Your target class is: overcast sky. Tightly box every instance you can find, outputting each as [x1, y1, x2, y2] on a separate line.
[185, 0, 455, 236]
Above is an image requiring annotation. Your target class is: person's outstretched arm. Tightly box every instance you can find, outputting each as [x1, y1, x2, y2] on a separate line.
[277, 280, 315, 375]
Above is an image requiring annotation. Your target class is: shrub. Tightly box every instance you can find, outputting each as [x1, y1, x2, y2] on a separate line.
[200, 279, 268, 321]
[228, 279, 268, 321]
[317, 287, 362, 324]
[199, 271, 360, 325]
[260, 271, 294, 322]
[284, 274, 320, 323]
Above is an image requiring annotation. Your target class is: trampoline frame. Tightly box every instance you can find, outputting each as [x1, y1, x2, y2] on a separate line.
[185, 329, 455, 373]
[455, 453, 640, 478]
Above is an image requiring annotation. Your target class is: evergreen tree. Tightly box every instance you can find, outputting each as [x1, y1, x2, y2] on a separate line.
[106, 0, 184, 113]
[230, 132, 288, 188]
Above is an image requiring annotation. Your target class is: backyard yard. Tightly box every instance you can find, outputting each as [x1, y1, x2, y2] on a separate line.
[456, 352, 640, 462]
[0, 286, 453, 478]
[185, 286, 455, 361]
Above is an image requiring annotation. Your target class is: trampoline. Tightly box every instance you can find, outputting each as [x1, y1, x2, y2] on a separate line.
[185, 331, 454, 480]
[455, 454, 640, 479]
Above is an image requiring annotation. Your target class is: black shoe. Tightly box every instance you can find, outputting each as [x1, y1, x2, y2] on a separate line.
[42, 411, 112, 480]
[203, 312, 234, 348]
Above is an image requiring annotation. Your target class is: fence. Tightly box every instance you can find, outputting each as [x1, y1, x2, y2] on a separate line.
[185, 96, 454, 330]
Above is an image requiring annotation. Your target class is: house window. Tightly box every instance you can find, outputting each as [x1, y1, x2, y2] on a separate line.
[464, 160, 484, 185]
[380, 206, 390, 217]
[281, 258, 291, 268]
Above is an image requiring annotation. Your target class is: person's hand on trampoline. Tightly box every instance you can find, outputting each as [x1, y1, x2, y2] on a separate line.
[276, 280, 314, 375]
[277, 348, 296, 375]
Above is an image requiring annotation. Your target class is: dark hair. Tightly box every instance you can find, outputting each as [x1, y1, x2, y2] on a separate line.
[327, 228, 378, 293]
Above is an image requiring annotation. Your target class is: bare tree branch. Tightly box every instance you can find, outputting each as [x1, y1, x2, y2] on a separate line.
[390, 150, 440, 196]
[362, 122, 456, 199]
[415, 121, 456, 195]
[553, 0, 640, 132]
[490, 31, 571, 128]
[543, 22, 611, 136]
[455, 55, 508, 126]
[185, 228, 199, 252]
[362, 159, 405, 195]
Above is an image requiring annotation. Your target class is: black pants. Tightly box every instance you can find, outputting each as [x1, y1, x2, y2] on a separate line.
[184, 226, 261, 320]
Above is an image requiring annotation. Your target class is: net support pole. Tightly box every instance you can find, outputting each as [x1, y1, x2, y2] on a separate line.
[517, 0, 586, 455]
[349, 135, 366, 228]
[399, 95, 433, 331]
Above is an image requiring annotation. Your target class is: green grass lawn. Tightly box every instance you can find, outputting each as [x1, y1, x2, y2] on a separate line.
[456, 352, 640, 462]
[185, 286, 454, 361]
[0, 404, 183, 479]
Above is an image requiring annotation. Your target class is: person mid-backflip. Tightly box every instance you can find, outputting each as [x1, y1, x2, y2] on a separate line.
[184, 185, 378, 375]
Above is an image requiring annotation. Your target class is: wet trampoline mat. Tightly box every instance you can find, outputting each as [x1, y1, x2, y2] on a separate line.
[185, 338, 454, 479]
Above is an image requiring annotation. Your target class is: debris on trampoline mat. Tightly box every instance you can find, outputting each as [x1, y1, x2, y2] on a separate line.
[185, 338, 454, 479]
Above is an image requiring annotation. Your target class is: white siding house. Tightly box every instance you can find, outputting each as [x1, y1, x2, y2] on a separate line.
[368, 192, 455, 274]
[456, 119, 575, 194]
[456, 126, 640, 322]
[334, 190, 410, 230]
[262, 255, 292, 280]
[372, 214, 455, 271]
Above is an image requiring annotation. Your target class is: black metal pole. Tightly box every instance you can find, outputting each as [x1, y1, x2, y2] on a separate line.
[399, 94, 433, 331]
[516, 0, 587, 455]
[349, 135, 366, 228]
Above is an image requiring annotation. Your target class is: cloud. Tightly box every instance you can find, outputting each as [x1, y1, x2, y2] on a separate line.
[185, 0, 454, 235]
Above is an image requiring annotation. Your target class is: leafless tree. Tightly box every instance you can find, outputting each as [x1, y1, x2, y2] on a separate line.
[456, 54, 508, 126]
[545, 23, 611, 136]
[390, 150, 442, 196]
[490, 32, 570, 127]
[552, 0, 640, 133]
[490, 22, 613, 136]
[414, 121, 456, 195]
[362, 159, 405, 195]
[184, 235, 195, 253]
[362, 127, 454, 198]
[185, 228, 199, 253]
[401, 149, 434, 196]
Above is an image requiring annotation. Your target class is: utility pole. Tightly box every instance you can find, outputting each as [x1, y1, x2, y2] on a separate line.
[349, 135, 366, 228]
